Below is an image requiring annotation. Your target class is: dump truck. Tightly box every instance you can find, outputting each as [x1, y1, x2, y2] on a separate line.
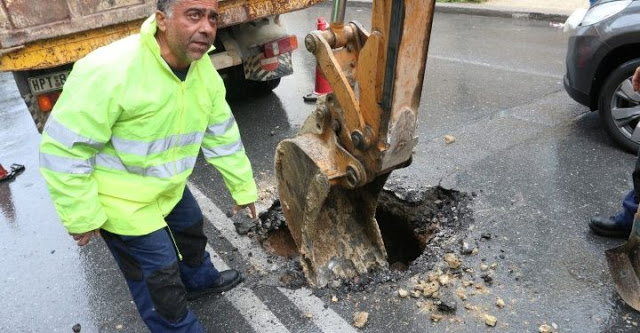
[0, 0, 324, 131]
[276, 0, 435, 287]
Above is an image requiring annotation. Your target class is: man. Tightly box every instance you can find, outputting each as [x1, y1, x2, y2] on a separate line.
[39, 0, 257, 331]
[589, 66, 640, 238]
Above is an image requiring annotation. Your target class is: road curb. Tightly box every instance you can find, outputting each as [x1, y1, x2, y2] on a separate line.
[435, 3, 570, 22]
[334, 1, 571, 22]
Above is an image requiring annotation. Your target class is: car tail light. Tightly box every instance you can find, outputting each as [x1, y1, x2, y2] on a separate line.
[263, 35, 298, 59]
[37, 91, 62, 112]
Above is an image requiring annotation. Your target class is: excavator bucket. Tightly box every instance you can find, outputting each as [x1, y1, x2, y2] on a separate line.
[276, 0, 435, 286]
[276, 118, 389, 286]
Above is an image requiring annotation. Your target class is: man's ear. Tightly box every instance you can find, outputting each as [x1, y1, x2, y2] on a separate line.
[156, 10, 167, 32]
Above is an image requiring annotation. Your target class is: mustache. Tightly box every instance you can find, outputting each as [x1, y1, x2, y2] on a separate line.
[191, 37, 213, 44]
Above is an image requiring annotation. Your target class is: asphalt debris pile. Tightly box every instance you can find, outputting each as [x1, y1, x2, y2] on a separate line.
[232, 199, 287, 241]
[394, 249, 508, 328]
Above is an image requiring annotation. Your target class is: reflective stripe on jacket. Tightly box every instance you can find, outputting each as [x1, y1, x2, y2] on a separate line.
[39, 15, 258, 236]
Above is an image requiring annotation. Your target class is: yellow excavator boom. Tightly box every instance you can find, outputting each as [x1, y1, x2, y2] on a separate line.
[275, 0, 435, 286]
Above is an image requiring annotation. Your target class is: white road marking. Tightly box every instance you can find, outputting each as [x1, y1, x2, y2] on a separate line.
[277, 288, 358, 333]
[189, 184, 354, 333]
[205, 244, 289, 333]
[430, 54, 562, 80]
[190, 185, 272, 271]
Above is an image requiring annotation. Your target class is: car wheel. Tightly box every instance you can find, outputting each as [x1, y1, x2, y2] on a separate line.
[599, 58, 640, 153]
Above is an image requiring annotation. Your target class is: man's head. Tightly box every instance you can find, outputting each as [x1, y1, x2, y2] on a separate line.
[155, 0, 219, 69]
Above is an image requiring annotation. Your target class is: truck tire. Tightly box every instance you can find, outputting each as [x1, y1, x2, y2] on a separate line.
[220, 65, 280, 100]
[598, 58, 640, 154]
[245, 77, 281, 95]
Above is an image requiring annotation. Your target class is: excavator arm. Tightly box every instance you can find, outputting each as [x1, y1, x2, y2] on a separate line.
[275, 0, 435, 287]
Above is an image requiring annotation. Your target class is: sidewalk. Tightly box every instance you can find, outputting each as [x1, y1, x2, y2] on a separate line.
[350, 0, 588, 21]
[437, 0, 587, 21]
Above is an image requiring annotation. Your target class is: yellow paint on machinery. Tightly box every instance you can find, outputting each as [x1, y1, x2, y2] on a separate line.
[0, 20, 144, 71]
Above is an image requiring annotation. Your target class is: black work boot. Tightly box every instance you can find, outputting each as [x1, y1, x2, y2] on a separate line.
[186, 269, 243, 301]
[589, 216, 632, 238]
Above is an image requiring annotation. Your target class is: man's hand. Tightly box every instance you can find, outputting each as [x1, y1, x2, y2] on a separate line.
[70, 229, 101, 246]
[632, 66, 640, 92]
[232, 203, 257, 219]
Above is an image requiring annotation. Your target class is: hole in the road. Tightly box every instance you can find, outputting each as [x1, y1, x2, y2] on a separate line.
[374, 184, 472, 271]
[252, 185, 473, 290]
[256, 187, 470, 265]
[262, 228, 298, 258]
[375, 204, 424, 270]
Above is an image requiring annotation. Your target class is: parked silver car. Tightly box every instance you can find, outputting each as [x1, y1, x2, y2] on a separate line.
[564, 0, 640, 153]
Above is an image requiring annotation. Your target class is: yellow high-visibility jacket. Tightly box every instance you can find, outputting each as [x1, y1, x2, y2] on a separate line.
[39, 15, 258, 236]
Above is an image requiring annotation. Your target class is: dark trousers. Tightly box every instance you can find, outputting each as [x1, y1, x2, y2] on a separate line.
[615, 151, 640, 226]
[101, 187, 220, 332]
[615, 190, 638, 227]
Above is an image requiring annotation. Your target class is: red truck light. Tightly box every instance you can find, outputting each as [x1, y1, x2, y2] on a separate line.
[263, 35, 298, 59]
[37, 91, 62, 112]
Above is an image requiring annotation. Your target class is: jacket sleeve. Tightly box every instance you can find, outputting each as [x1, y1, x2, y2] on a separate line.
[201, 78, 258, 206]
[39, 58, 121, 234]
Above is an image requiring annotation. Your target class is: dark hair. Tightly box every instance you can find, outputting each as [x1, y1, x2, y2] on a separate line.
[157, 0, 177, 16]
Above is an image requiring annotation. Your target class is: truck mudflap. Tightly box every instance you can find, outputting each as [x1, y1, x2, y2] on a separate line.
[243, 52, 293, 81]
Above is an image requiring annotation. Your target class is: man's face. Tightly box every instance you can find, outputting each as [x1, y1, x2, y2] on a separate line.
[156, 0, 219, 68]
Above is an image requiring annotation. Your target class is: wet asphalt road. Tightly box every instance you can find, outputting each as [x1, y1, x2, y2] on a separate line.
[2, 4, 639, 332]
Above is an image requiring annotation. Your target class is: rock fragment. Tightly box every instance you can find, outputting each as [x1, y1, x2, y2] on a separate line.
[231, 214, 258, 235]
[415, 281, 440, 297]
[427, 270, 441, 282]
[398, 289, 409, 298]
[460, 240, 473, 254]
[496, 298, 505, 308]
[485, 314, 497, 327]
[436, 288, 457, 313]
[455, 288, 467, 300]
[444, 253, 462, 269]
[430, 313, 444, 322]
[539, 324, 554, 333]
[481, 273, 494, 285]
[353, 311, 369, 328]
[438, 274, 451, 286]
[444, 135, 456, 144]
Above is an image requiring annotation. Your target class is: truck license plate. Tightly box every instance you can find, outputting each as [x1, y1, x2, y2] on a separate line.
[28, 71, 70, 95]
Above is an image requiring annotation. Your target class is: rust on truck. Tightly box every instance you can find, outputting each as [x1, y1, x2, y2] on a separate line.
[0, 0, 324, 71]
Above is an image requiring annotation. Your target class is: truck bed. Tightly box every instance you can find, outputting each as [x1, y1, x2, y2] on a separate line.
[0, 0, 323, 55]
